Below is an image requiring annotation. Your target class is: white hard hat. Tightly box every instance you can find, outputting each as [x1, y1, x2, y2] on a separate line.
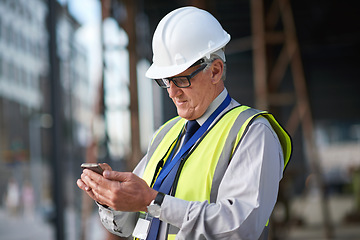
[145, 6, 231, 79]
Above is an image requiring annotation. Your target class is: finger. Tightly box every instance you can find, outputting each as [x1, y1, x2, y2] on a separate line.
[80, 173, 91, 189]
[80, 172, 91, 186]
[81, 172, 101, 193]
[77, 179, 88, 191]
[79, 170, 111, 206]
[77, 179, 97, 200]
[82, 171, 112, 202]
[81, 174, 102, 200]
[103, 171, 132, 182]
[83, 169, 105, 182]
[99, 163, 112, 171]
[82, 172, 101, 190]
[83, 169, 112, 192]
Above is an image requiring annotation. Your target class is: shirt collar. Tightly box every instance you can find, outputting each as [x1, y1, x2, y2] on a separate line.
[194, 88, 228, 126]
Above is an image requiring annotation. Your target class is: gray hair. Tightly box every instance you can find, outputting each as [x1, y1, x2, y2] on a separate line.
[203, 53, 227, 81]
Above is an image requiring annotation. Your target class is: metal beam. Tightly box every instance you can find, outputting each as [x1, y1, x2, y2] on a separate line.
[47, 0, 64, 239]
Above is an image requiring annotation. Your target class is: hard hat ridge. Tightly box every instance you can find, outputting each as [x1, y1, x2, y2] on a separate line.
[146, 6, 231, 79]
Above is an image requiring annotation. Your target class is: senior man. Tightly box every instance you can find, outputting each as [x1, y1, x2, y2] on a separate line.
[78, 6, 292, 240]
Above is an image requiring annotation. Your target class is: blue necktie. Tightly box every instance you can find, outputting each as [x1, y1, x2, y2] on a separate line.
[183, 120, 200, 145]
[146, 120, 199, 240]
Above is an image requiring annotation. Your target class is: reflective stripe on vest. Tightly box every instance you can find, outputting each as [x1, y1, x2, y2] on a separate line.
[142, 105, 292, 239]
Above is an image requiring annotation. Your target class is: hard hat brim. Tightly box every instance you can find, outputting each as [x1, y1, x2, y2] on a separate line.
[145, 60, 196, 79]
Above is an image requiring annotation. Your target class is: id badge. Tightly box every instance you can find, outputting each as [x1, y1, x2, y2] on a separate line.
[133, 212, 153, 240]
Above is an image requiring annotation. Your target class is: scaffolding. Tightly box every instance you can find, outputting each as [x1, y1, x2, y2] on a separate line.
[248, 0, 333, 238]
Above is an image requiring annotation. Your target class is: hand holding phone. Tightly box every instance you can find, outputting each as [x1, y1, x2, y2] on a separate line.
[81, 163, 104, 175]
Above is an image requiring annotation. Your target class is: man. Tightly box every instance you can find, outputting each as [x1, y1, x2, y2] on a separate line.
[77, 6, 292, 240]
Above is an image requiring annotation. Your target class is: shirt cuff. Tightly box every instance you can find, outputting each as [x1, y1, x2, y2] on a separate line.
[96, 201, 138, 237]
[96, 201, 109, 209]
[160, 195, 189, 229]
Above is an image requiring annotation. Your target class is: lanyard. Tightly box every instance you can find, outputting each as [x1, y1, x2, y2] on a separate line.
[152, 94, 231, 191]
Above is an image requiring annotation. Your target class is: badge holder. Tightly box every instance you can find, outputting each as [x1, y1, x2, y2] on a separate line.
[133, 212, 153, 240]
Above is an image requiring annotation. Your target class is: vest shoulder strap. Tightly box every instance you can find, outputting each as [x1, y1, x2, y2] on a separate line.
[210, 107, 272, 240]
[210, 107, 263, 202]
[147, 116, 182, 164]
[211, 106, 292, 202]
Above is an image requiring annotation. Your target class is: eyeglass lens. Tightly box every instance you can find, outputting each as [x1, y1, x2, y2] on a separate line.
[154, 63, 206, 88]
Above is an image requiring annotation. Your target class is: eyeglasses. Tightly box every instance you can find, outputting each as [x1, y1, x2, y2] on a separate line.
[154, 62, 207, 89]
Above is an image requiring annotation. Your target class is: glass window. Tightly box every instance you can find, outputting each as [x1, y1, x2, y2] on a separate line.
[9, 61, 14, 80]
[3, 60, 8, 79]
[0, 56, 2, 77]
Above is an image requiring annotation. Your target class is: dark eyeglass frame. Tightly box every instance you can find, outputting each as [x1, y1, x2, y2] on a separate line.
[154, 59, 207, 89]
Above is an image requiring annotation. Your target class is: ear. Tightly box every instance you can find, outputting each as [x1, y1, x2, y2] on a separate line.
[210, 59, 224, 84]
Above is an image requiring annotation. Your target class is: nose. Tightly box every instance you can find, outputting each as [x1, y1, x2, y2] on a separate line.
[167, 81, 182, 98]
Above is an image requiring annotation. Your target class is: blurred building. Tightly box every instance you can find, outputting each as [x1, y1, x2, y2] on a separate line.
[0, 0, 49, 205]
[0, 0, 91, 232]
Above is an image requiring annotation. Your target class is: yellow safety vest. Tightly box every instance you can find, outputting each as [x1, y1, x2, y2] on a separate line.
[142, 105, 292, 239]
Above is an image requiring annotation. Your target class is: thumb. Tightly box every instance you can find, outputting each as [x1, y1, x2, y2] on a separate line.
[103, 170, 129, 182]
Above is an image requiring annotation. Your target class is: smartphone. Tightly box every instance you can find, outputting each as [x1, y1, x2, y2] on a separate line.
[81, 163, 104, 175]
